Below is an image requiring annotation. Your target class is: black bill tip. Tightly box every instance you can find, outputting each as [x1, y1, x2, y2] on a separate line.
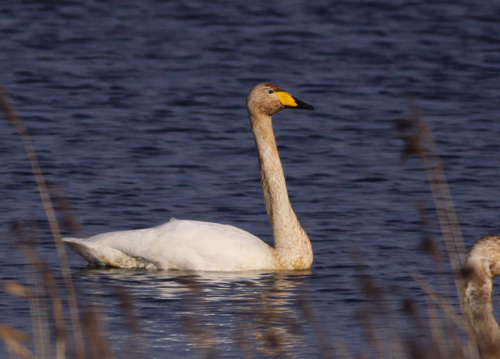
[293, 97, 315, 111]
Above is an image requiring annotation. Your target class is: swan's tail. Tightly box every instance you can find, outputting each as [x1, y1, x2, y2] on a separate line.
[62, 237, 153, 268]
[62, 237, 107, 266]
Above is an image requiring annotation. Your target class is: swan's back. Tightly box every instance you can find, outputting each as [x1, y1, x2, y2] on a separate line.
[63, 219, 276, 271]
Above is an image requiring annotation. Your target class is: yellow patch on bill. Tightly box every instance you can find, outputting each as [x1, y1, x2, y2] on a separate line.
[275, 91, 298, 107]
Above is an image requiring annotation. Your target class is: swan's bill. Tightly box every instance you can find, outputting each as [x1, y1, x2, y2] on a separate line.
[275, 91, 315, 111]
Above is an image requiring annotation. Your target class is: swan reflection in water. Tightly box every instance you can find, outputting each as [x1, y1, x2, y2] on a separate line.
[80, 268, 320, 356]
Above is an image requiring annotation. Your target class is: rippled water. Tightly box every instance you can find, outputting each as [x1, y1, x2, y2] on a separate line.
[1, 1, 500, 357]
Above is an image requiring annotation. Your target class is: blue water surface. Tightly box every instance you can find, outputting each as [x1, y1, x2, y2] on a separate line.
[1, 1, 500, 358]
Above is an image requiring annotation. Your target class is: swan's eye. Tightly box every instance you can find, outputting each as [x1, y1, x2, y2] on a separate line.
[268, 90, 274, 94]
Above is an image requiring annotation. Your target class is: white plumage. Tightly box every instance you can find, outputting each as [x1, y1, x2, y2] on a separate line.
[63, 83, 315, 271]
[64, 219, 275, 271]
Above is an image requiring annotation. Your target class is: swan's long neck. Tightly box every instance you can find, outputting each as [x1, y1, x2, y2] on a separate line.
[249, 112, 313, 269]
[463, 236, 500, 358]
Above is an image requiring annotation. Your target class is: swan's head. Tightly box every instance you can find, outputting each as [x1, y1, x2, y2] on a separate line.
[246, 82, 314, 117]
[464, 235, 500, 281]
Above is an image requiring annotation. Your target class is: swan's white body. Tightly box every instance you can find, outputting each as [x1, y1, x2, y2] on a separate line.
[63, 83, 314, 271]
[64, 219, 275, 271]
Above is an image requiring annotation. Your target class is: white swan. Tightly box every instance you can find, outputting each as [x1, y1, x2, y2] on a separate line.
[63, 83, 314, 271]
[462, 235, 500, 358]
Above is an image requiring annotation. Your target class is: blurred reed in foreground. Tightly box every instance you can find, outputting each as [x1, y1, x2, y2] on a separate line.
[0, 85, 142, 359]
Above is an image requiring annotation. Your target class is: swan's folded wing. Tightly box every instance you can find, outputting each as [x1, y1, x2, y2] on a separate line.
[63, 219, 276, 271]
[156, 220, 276, 270]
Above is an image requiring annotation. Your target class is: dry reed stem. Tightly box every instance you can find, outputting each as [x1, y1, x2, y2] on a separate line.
[412, 272, 480, 358]
[398, 96, 467, 305]
[8, 222, 65, 359]
[353, 252, 412, 359]
[409, 272, 464, 330]
[113, 284, 143, 359]
[24, 255, 50, 359]
[25, 249, 66, 359]
[296, 291, 333, 359]
[425, 298, 445, 358]
[81, 303, 113, 359]
[0, 84, 84, 358]
[2, 281, 29, 298]
[6, 220, 51, 359]
[397, 98, 486, 358]
[0, 325, 32, 359]
[178, 276, 220, 358]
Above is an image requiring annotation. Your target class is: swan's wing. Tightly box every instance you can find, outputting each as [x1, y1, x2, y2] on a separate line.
[156, 219, 276, 270]
[62, 219, 276, 271]
[63, 237, 155, 268]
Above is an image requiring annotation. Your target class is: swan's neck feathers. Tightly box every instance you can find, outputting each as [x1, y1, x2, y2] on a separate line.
[250, 113, 313, 269]
[463, 235, 500, 358]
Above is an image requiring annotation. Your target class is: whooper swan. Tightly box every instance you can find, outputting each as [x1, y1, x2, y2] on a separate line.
[63, 83, 315, 271]
[462, 235, 500, 358]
